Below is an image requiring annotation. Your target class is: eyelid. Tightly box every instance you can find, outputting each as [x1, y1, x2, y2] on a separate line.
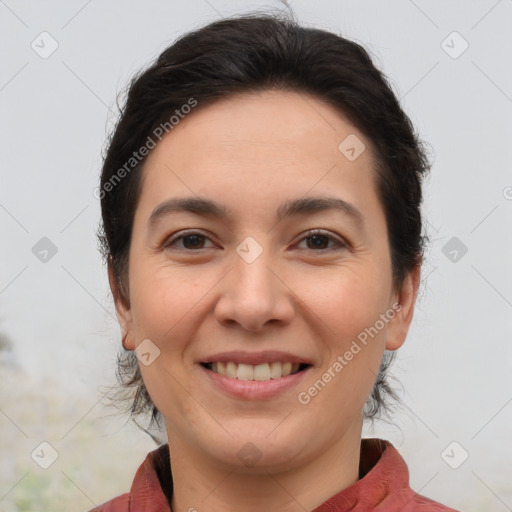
[163, 228, 348, 252]
[294, 228, 348, 251]
[163, 229, 217, 249]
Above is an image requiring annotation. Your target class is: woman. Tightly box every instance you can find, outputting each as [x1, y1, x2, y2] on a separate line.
[92, 12, 458, 512]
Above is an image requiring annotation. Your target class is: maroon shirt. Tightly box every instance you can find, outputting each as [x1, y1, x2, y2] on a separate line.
[89, 438, 459, 511]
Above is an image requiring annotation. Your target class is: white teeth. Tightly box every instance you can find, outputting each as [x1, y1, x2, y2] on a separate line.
[281, 362, 292, 377]
[254, 363, 271, 381]
[237, 363, 254, 380]
[217, 361, 227, 376]
[269, 361, 282, 379]
[226, 361, 237, 378]
[207, 361, 305, 380]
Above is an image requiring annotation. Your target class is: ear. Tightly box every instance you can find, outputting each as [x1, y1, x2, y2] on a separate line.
[108, 258, 135, 350]
[385, 263, 421, 351]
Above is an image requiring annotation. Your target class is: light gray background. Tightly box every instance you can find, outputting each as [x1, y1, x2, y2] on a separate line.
[1, 1, 511, 511]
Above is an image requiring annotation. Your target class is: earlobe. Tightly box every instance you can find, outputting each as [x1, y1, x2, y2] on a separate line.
[385, 264, 421, 351]
[122, 331, 135, 351]
[108, 259, 134, 350]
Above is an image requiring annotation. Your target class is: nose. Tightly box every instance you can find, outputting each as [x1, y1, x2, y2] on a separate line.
[214, 245, 295, 332]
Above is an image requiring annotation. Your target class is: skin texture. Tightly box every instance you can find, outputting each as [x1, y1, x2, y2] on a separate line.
[109, 90, 420, 512]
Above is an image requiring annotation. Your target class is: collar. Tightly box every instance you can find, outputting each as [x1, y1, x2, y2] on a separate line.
[98, 438, 456, 511]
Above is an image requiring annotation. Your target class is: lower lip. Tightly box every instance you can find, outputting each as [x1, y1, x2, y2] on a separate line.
[199, 364, 312, 400]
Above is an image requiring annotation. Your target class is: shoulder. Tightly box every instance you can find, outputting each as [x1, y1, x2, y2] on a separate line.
[365, 439, 461, 512]
[407, 492, 461, 511]
[85, 443, 172, 512]
[87, 492, 129, 511]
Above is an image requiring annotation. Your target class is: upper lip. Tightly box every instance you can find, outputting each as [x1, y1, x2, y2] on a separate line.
[199, 350, 314, 366]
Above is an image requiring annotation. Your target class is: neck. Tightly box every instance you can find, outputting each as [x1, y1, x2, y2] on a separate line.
[168, 417, 363, 512]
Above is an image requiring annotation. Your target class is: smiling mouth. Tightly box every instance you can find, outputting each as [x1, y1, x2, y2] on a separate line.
[200, 361, 311, 381]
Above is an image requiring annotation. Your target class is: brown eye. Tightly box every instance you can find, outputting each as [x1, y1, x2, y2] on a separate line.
[180, 234, 206, 249]
[305, 234, 330, 250]
[164, 231, 215, 251]
[296, 230, 347, 252]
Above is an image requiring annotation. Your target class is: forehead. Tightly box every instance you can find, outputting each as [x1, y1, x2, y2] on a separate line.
[136, 90, 382, 228]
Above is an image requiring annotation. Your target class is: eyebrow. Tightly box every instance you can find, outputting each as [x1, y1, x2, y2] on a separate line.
[147, 195, 365, 228]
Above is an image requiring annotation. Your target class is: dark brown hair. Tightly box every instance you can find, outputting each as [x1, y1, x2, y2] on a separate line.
[97, 11, 431, 432]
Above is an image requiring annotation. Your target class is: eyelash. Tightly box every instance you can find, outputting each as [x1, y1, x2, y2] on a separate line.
[163, 229, 348, 253]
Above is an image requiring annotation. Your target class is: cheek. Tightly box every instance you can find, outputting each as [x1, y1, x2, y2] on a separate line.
[304, 264, 389, 340]
[301, 265, 390, 403]
[130, 259, 203, 339]
[300, 282, 388, 420]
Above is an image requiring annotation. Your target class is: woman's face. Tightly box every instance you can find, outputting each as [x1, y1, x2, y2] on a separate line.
[112, 90, 418, 471]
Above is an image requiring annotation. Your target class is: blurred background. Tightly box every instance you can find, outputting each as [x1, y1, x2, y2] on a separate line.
[1, 1, 511, 510]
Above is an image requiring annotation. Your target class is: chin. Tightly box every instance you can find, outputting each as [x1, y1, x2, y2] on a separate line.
[202, 427, 314, 473]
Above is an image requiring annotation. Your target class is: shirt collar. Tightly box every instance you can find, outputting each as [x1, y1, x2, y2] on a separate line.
[128, 438, 410, 511]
